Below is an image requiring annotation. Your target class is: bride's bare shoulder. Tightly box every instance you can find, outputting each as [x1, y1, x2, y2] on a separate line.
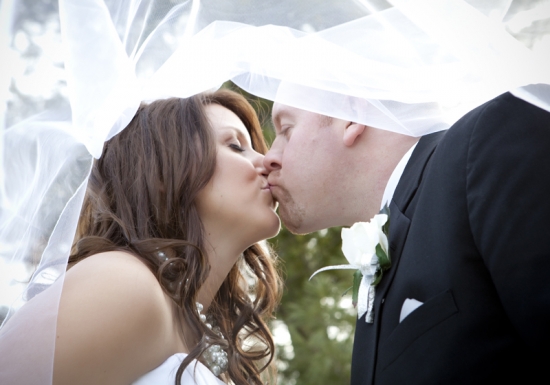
[54, 251, 178, 385]
[63, 251, 164, 311]
[67, 250, 153, 275]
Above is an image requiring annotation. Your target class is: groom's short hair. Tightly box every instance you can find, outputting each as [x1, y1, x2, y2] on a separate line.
[320, 115, 333, 127]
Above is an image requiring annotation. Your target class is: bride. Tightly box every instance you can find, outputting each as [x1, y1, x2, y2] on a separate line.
[2, 1, 549, 384]
[31, 89, 281, 385]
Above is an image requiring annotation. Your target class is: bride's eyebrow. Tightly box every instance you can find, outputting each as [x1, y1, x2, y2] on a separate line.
[221, 126, 251, 145]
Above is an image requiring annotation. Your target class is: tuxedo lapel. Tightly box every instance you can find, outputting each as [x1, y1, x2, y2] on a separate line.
[386, 130, 446, 267]
[351, 130, 446, 385]
[392, 131, 446, 214]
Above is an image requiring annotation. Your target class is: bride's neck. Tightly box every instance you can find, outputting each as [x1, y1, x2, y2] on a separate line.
[196, 235, 244, 311]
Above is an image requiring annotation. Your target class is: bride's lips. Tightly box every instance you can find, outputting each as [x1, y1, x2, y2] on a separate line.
[265, 184, 280, 202]
[261, 184, 278, 207]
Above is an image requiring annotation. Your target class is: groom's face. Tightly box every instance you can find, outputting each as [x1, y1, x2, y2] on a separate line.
[264, 103, 349, 234]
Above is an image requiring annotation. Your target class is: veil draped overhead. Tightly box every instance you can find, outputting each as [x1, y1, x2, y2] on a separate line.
[1, 0, 549, 383]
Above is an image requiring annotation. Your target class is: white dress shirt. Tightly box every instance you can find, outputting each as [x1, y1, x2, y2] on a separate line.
[380, 142, 418, 210]
[379, 142, 422, 323]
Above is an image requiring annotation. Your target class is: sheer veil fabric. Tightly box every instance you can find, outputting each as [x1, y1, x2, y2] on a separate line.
[0, 0, 549, 383]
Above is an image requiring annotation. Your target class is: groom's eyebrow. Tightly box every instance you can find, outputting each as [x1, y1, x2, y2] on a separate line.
[271, 110, 290, 132]
[271, 114, 280, 131]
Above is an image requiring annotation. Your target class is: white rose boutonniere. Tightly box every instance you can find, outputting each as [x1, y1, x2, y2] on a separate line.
[310, 205, 391, 323]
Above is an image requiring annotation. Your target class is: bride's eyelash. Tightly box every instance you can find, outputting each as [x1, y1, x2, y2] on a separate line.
[229, 143, 245, 152]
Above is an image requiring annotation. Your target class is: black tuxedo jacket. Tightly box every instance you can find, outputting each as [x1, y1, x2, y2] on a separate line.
[350, 93, 550, 384]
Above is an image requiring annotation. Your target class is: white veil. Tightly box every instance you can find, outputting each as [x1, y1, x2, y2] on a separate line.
[1, 0, 549, 383]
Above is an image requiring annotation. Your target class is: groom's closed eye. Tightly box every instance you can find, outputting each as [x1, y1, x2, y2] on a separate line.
[279, 126, 292, 139]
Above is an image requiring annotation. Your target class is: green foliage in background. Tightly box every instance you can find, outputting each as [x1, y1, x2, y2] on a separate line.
[223, 82, 356, 385]
[272, 227, 356, 385]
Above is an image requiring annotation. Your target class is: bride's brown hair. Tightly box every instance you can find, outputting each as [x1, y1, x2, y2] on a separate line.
[69, 89, 281, 385]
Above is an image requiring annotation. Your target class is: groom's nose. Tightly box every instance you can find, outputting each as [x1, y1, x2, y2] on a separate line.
[263, 138, 283, 173]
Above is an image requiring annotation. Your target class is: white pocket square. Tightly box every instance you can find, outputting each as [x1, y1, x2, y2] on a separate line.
[399, 298, 423, 323]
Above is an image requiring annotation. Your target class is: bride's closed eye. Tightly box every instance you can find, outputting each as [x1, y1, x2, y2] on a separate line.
[229, 143, 245, 153]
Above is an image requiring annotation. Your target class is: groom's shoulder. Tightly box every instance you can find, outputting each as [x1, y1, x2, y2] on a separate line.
[440, 92, 550, 151]
[449, 92, 549, 135]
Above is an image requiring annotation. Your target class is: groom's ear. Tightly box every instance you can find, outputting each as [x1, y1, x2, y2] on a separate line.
[343, 122, 366, 147]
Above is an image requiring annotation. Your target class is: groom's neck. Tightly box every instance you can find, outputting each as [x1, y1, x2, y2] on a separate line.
[349, 130, 418, 222]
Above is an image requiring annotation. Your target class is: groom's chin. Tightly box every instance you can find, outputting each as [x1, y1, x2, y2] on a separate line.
[278, 204, 307, 235]
[282, 223, 307, 235]
[279, 206, 326, 235]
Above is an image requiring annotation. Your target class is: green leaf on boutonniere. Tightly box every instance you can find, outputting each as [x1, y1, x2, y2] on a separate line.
[376, 244, 390, 271]
[372, 269, 383, 287]
[372, 243, 390, 287]
[380, 204, 390, 236]
[352, 270, 362, 308]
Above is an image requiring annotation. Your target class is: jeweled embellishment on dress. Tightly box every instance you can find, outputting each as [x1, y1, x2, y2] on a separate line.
[196, 302, 229, 376]
[310, 205, 391, 323]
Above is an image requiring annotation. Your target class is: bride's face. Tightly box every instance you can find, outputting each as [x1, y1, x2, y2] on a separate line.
[196, 104, 280, 248]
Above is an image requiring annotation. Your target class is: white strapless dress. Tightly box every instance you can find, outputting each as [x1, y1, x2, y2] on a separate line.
[132, 353, 226, 385]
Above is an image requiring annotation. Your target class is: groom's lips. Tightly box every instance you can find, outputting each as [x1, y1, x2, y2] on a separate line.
[267, 184, 280, 201]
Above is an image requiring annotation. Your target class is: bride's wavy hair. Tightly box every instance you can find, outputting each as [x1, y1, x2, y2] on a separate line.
[70, 89, 281, 385]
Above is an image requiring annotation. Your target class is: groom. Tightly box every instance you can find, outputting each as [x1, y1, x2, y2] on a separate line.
[264, 92, 550, 384]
